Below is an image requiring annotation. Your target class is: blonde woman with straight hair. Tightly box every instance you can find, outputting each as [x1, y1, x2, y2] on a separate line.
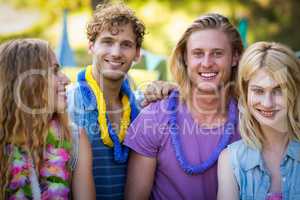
[217, 42, 300, 200]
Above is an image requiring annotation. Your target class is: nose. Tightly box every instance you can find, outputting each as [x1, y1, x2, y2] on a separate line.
[60, 72, 70, 85]
[111, 44, 122, 58]
[202, 54, 213, 68]
[261, 92, 274, 108]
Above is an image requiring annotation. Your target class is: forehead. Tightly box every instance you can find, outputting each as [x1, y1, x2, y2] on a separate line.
[187, 29, 231, 51]
[249, 68, 280, 88]
[48, 49, 58, 65]
[96, 23, 136, 43]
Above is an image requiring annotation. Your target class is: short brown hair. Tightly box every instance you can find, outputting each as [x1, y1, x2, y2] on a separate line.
[87, 2, 145, 48]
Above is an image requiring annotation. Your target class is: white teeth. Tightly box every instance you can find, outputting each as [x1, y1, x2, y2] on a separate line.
[259, 110, 274, 117]
[108, 60, 122, 66]
[200, 72, 217, 78]
[58, 91, 66, 96]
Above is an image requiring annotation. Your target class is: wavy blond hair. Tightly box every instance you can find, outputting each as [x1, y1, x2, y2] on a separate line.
[169, 13, 243, 102]
[237, 41, 300, 149]
[0, 39, 71, 198]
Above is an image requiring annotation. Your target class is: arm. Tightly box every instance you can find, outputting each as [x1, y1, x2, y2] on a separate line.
[125, 151, 157, 200]
[72, 128, 96, 200]
[217, 149, 239, 200]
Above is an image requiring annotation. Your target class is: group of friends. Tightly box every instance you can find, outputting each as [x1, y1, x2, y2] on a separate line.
[0, 2, 300, 200]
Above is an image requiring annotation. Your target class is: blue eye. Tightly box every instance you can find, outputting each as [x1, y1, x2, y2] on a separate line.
[122, 43, 131, 48]
[212, 51, 223, 57]
[192, 51, 204, 57]
[101, 40, 113, 45]
[121, 41, 134, 48]
[252, 88, 264, 95]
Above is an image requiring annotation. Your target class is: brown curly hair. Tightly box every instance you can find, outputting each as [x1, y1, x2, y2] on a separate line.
[0, 39, 71, 198]
[87, 2, 145, 48]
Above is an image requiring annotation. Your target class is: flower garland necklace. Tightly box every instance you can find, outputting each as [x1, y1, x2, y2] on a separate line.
[6, 124, 71, 199]
[167, 91, 238, 175]
[82, 65, 135, 163]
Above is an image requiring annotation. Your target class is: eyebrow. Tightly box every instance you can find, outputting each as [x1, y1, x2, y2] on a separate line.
[191, 48, 225, 51]
[99, 36, 135, 44]
[100, 36, 114, 41]
[249, 85, 281, 89]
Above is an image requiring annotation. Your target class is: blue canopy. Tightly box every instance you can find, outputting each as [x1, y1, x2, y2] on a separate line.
[56, 9, 76, 67]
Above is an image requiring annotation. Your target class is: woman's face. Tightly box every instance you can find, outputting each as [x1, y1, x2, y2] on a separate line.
[247, 68, 288, 133]
[48, 50, 70, 113]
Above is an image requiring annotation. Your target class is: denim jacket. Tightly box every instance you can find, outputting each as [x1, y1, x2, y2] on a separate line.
[67, 74, 140, 200]
[228, 140, 300, 200]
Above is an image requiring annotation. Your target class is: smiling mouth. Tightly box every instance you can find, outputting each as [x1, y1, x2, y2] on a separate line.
[257, 109, 278, 118]
[104, 59, 124, 67]
[199, 72, 218, 80]
[57, 90, 66, 99]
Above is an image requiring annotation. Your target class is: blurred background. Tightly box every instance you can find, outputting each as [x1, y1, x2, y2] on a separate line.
[1, 0, 300, 86]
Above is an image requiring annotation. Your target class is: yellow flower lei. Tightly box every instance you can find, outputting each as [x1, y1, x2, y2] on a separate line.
[85, 65, 131, 147]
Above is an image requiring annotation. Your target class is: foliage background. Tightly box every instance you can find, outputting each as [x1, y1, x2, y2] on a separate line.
[1, 0, 300, 67]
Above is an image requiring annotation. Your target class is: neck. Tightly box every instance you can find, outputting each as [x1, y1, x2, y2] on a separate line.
[186, 86, 230, 126]
[92, 65, 123, 104]
[261, 125, 289, 154]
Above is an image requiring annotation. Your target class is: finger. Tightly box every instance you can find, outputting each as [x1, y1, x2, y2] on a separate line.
[155, 84, 164, 99]
[140, 94, 157, 107]
[144, 83, 156, 96]
[162, 85, 172, 98]
[144, 82, 163, 99]
[143, 93, 156, 104]
[140, 100, 149, 108]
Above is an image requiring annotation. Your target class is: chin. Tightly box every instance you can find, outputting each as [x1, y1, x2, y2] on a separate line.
[195, 83, 219, 94]
[253, 114, 288, 133]
[103, 72, 126, 81]
[55, 100, 67, 113]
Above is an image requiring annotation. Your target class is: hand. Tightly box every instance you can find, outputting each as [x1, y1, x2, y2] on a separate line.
[141, 81, 178, 107]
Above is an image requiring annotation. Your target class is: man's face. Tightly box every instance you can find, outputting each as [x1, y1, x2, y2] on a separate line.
[89, 23, 140, 81]
[185, 29, 238, 94]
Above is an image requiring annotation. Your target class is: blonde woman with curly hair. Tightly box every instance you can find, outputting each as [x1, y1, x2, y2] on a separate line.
[217, 42, 300, 200]
[0, 39, 95, 199]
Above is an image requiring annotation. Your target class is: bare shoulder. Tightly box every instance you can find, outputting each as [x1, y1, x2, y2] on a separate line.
[217, 148, 239, 200]
[219, 148, 230, 164]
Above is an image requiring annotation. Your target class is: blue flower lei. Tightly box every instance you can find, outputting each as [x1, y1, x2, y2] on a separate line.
[167, 91, 237, 175]
[77, 68, 139, 163]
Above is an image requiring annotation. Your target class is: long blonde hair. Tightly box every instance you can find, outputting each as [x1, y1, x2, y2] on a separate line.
[169, 13, 243, 102]
[0, 39, 71, 198]
[237, 41, 300, 149]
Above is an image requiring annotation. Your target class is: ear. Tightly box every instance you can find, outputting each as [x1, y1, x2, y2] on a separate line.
[134, 47, 141, 62]
[88, 41, 94, 54]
